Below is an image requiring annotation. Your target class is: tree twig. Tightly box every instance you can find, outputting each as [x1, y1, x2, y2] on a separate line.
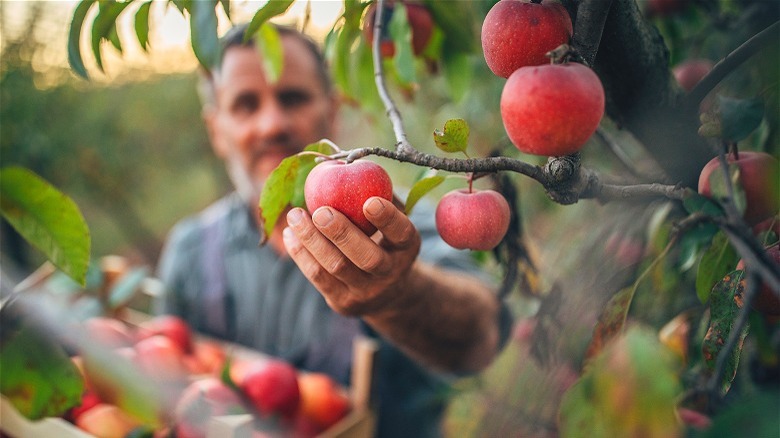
[685, 20, 780, 109]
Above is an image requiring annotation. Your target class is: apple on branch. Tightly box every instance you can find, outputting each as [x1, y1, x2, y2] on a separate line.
[482, 0, 573, 78]
[362, 1, 433, 58]
[435, 188, 511, 251]
[304, 159, 394, 236]
[501, 62, 605, 156]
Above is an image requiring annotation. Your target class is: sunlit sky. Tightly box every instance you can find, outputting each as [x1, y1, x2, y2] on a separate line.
[0, 1, 345, 82]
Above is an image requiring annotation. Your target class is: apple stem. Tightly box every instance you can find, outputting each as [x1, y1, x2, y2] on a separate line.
[297, 151, 335, 161]
[468, 173, 474, 193]
[729, 142, 739, 161]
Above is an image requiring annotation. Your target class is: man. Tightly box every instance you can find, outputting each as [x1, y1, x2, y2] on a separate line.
[157, 23, 511, 437]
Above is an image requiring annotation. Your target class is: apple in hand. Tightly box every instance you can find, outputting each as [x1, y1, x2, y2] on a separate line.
[435, 189, 511, 251]
[297, 372, 351, 430]
[174, 377, 248, 438]
[241, 360, 300, 419]
[501, 62, 605, 156]
[697, 151, 779, 225]
[304, 160, 394, 236]
[137, 315, 193, 354]
[481, 0, 573, 78]
[363, 1, 433, 58]
[736, 244, 780, 318]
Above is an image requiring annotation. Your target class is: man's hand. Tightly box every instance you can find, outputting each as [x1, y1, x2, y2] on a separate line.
[282, 196, 420, 316]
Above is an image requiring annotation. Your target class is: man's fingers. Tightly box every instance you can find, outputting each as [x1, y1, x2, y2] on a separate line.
[282, 225, 348, 292]
[364, 197, 420, 251]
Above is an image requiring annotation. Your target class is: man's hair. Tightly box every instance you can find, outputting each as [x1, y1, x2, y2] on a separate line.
[198, 23, 332, 108]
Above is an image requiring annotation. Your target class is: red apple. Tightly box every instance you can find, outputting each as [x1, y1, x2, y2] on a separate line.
[191, 340, 227, 375]
[137, 315, 193, 354]
[481, 0, 573, 78]
[75, 403, 142, 438]
[435, 189, 511, 251]
[240, 360, 300, 419]
[736, 244, 780, 317]
[174, 377, 248, 438]
[83, 317, 135, 349]
[297, 373, 351, 430]
[363, 1, 433, 58]
[673, 59, 713, 92]
[501, 62, 605, 156]
[677, 407, 712, 430]
[134, 334, 188, 382]
[65, 389, 102, 423]
[304, 160, 394, 236]
[697, 152, 780, 225]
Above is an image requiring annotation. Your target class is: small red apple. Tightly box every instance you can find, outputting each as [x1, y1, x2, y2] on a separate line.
[75, 403, 142, 438]
[134, 334, 188, 382]
[83, 317, 135, 349]
[435, 189, 511, 251]
[174, 377, 248, 438]
[677, 407, 712, 430]
[697, 151, 780, 226]
[737, 244, 780, 317]
[240, 360, 300, 419]
[297, 373, 351, 430]
[304, 160, 394, 236]
[191, 339, 227, 375]
[363, 1, 433, 58]
[672, 59, 713, 92]
[481, 0, 573, 78]
[137, 315, 193, 354]
[501, 62, 605, 156]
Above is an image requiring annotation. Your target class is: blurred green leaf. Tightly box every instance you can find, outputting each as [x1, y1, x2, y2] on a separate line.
[332, 24, 361, 100]
[719, 96, 764, 142]
[90, 0, 131, 72]
[220, 0, 231, 19]
[388, 3, 416, 86]
[424, 0, 477, 54]
[682, 190, 724, 217]
[695, 391, 780, 438]
[583, 287, 635, 365]
[702, 269, 749, 395]
[405, 175, 445, 214]
[190, 0, 220, 69]
[696, 232, 738, 303]
[433, 118, 470, 154]
[443, 51, 471, 103]
[134, 1, 152, 52]
[560, 327, 682, 438]
[170, 0, 191, 14]
[0, 324, 84, 420]
[244, 0, 294, 43]
[0, 167, 90, 286]
[68, 0, 96, 79]
[254, 23, 283, 84]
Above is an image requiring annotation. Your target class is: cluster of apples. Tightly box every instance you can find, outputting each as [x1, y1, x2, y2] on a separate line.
[67, 315, 351, 438]
[361, 1, 433, 59]
[482, 0, 605, 158]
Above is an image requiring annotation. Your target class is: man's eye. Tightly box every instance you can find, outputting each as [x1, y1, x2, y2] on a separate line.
[279, 91, 311, 109]
[233, 94, 258, 114]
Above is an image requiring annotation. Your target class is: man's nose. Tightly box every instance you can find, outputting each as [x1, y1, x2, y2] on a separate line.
[255, 98, 290, 140]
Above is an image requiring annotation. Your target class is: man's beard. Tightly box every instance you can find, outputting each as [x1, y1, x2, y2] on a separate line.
[225, 146, 263, 207]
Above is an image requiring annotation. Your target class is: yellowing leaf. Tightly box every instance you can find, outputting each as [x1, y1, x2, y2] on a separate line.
[433, 118, 469, 154]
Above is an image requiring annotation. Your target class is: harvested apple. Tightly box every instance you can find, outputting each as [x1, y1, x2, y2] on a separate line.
[240, 359, 301, 419]
[297, 372, 351, 430]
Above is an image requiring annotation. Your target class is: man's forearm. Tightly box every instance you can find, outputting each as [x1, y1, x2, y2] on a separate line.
[362, 261, 504, 374]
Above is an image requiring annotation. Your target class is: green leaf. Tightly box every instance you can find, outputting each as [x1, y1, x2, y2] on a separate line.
[559, 327, 682, 438]
[68, 0, 97, 79]
[707, 162, 747, 217]
[170, 0, 190, 14]
[696, 232, 738, 303]
[220, 356, 240, 391]
[702, 270, 749, 395]
[583, 287, 635, 365]
[108, 266, 149, 309]
[90, 0, 132, 73]
[220, 0, 231, 19]
[332, 23, 361, 100]
[388, 3, 416, 86]
[254, 23, 283, 84]
[134, 1, 152, 52]
[290, 142, 337, 208]
[424, 1, 477, 54]
[442, 51, 471, 103]
[244, 0, 294, 43]
[718, 96, 764, 142]
[682, 190, 724, 217]
[433, 118, 470, 154]
[405, 175, 445, 214]
[698, 391, 780, 438]
[0, 167, 90, 286]
[0, 324, 84, 420]
[258, 145, 332, 241]
[190, 0, 220, 69]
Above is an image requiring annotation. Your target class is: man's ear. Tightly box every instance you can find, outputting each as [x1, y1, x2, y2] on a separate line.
[202, 106, 228, 159]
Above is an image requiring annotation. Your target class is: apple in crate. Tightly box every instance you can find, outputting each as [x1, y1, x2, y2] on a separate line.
[174, 377, 248, 438]
[137, 315, 194, 354]
[297, 372, 351, 430]
[240, 359, 300, 419]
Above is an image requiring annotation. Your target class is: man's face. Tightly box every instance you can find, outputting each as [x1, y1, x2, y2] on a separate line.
[206, 35, 337, 200]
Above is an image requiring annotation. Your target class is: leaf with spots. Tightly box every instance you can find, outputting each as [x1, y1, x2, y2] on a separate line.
[702, 270, 750, 395]
[433, 118, 470, 154]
